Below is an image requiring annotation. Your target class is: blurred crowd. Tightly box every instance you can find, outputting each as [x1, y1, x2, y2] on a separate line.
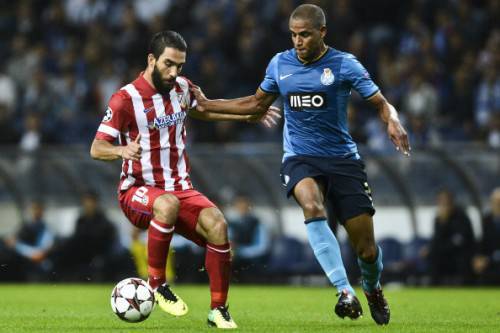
[0, 0, 499, 148]
[1, 187, 499, 285]
[0, 191, 135, 282]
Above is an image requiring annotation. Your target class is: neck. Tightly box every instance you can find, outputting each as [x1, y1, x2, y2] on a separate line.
[143, 68, 156, 90]
[299, 43, 328, 64]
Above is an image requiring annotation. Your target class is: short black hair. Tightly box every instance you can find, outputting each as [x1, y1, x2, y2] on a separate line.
[149, 30, 187, 59]
[290, 4, 326, 29]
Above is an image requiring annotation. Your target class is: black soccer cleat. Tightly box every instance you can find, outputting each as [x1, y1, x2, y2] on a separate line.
[364, 287, 390, 325]
[334, 289, 363, 320]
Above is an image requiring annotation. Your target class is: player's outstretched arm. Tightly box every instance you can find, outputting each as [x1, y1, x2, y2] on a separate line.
[90, 134, 142, 162]
[367, 91, 411, 156]
[191, 85, 278, 116]
[188, 106, 281, 127]
[188, 109, 255, 121]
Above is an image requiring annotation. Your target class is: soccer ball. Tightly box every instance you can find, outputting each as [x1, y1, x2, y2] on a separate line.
[110, 278, 155, 322]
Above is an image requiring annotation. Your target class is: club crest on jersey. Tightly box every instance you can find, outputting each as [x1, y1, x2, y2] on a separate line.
[103, 107, 113, 122]
[148, 112, 187, 130]
[320, 68, 335, 86]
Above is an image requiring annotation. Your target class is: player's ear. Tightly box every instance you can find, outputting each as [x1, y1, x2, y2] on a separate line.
[147, 53, 156, 69]
[320, 26, 327, 39]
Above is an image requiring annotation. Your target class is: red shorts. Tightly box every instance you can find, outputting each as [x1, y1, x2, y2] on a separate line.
[118, 186, 216, 246]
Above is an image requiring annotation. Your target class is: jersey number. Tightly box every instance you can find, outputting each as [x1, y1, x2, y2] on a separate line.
[132, 186, 149, 205]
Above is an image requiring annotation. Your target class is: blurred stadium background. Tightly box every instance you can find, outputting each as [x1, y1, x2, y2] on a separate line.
[0, 0, 499, 287]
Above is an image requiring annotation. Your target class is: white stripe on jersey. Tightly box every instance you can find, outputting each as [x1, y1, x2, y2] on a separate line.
[118, 131, 133, 190]
[176, 77, 191, 190]
[97, 124, 120, 138]
[177, 126, 189, 190]
[120, 135, 136, 191]
[123, 84, 155, 186]
[152, 93, 174, 190]
[173, 78, 190, 190]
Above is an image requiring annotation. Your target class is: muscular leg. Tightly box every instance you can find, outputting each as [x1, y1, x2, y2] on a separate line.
[344, 213, 383, 292]
[196, 207, 231, 309]
[195, 207, 228, 245]
[148, 193, 179, 289]
[344, 213, 389, 325]
[294, 178, 353, 294]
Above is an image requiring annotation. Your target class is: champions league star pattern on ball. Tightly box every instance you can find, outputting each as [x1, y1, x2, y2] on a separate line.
[111, 278, 155, 323]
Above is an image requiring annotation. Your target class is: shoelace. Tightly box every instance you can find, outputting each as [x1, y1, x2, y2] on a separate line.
[367, 290, 387, 310]
[157, 284, 178, 302]
[216, 306, 231, 321]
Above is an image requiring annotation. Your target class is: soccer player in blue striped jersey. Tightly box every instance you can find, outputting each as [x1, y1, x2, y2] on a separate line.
[191, 4, 410, 326]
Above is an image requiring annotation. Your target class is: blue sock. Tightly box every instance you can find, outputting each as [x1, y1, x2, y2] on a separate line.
[357, 245, 383, 293]
[305, 218, 354, 295]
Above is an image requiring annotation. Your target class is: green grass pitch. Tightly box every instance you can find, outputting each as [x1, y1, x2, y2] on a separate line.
[0, 284, 499, 332]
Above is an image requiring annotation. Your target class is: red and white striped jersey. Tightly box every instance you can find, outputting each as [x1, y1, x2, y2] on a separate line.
[95, 74, 197, 192]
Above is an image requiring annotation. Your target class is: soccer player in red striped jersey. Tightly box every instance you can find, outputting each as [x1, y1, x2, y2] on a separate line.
[90, 30, 278, 329]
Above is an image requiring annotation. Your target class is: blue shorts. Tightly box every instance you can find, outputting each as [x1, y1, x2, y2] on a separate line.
[280, 155, 375, 224]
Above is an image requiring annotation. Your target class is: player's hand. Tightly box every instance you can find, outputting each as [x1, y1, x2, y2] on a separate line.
[190, 85, 208, 112]
[30, 251, 46, 263]
[248, 106, 282, 128]
[387, 118, 411, 156]
[472, 255, 489, 274]
[121, 134, 142, 161]
[4, 237, 16, 248]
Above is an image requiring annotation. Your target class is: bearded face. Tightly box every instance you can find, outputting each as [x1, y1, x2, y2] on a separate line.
[149, 46, 186, 95]
[152, 63, 175, 95]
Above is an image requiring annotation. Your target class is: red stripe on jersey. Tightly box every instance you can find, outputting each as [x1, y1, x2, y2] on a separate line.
[143, 96, 166, 189]
[129, 112, 144, 187]
[162, 96, 181, 191]
[112, 89, 143, 191]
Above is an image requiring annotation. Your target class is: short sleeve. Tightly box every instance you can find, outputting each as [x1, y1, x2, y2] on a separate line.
[95, 91, 131, 142]
[341, 54, 379, 99]
[259, 54, 280, 94]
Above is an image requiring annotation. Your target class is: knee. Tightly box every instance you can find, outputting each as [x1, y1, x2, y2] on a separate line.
[210, 217, 228, 240]
[357, 243, 378, 263]
[204, 212, 228, 243]
[153, 194, 180, 223]
[301, 201, 325, 218]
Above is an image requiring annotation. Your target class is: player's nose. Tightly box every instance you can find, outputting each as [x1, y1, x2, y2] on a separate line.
[168, 67, 179, 78]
